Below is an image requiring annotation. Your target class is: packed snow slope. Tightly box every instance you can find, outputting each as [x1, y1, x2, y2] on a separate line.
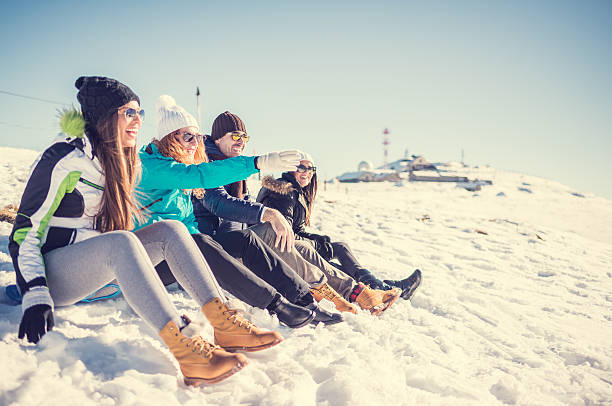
[1, 146, 611, 406]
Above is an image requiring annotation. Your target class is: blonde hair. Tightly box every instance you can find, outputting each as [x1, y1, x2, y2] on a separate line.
[154, 130, 208, 199]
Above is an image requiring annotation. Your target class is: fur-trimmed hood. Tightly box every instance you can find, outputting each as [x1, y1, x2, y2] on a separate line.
[260, 175, 296, 195]
[256, 172, 310, 235]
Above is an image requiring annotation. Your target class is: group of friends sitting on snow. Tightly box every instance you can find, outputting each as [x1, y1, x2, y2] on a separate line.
[8, 76, 421, 386]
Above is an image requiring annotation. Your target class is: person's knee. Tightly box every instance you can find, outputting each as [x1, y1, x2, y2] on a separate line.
[195, 232, 225, 254]
[296, 240, 317, 254]
[157, 219, 192, 239]
[252, 222, 275, 241]
[195, 232, 215, 244]
[105, 230, 144, 256]
[107, 230, 140, 246]
[242, 228, 262, 246]
[332, 241, 349, 252]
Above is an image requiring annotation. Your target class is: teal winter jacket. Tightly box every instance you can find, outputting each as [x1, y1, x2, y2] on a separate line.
[135, 143, 259, 233]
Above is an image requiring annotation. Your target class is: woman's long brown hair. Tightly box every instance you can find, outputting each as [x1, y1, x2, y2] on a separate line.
[302, 172, 318, 226]
[154, 130, 207, 198]
[90, 113, 143, 232]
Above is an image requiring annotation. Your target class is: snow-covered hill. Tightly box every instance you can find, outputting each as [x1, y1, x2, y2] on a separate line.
[1, 147, 611, 406]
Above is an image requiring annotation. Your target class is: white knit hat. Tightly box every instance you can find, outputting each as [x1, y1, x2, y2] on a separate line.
[299, 151, 315, 165]
[156, 95, 199, 138]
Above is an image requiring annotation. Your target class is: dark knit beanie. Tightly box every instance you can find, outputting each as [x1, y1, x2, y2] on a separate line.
[210, 111, 246, 141]
[75, 76, 140, 126]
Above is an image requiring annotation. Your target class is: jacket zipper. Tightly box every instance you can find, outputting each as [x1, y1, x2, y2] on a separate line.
[139, 198, 163, 211]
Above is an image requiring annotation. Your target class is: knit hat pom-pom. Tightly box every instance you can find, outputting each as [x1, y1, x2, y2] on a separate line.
[156, 94, 199, 138]
[156, 95, 177, 113]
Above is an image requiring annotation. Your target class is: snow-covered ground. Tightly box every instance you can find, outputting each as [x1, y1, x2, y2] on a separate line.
[1, 146, 611, 406]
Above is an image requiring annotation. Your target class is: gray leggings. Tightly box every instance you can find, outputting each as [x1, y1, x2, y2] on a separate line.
[44, 220, 225, 332]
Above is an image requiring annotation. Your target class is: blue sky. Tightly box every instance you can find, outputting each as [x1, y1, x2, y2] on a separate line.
[1, 1, 611, 198]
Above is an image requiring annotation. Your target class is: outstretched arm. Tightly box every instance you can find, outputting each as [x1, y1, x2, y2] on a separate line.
[200, 186, 264, 225]
[140, 153, 259, 190]
[139, 145, 302, 191]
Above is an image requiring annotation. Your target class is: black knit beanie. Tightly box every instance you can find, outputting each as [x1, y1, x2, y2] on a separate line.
[210, 111, 246, 141]
[75, 76, 140, 126]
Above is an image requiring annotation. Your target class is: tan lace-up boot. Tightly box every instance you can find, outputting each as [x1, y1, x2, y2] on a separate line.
[310, 283, 358, 314]
[202, 298, 283, 352]
[158, 320, 247, 386]
[354, 283, 401, 315]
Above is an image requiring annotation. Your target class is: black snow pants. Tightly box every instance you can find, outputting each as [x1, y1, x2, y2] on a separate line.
[155, 230, 312, 308]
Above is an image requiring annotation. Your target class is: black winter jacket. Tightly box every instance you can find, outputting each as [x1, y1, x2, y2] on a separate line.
[256, 173, 329, 253]
[192, 137, 264, 235]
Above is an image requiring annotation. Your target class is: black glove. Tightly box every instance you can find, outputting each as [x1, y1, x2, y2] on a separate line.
[18, 304, 54, 344]
[311, 234, 330, 249]
[300, 232, 330, 245]
[320, 241, 334, 261]
[310, 234, 330, 245]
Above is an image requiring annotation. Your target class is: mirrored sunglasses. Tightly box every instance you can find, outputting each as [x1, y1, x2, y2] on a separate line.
[296, 164, 316, 173]
[229, 132, 250, 142]
[181, 132, 204, 143]
[122, 108, 145, 122]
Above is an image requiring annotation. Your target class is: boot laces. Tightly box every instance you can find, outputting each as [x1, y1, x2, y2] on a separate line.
[223, 309, 256, 332]
[315, 284, 340, 301]
[358, 286, 382, 307]
[181, 336, 218, 358]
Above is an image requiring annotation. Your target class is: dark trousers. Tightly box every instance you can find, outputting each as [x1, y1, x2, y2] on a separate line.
[331, 242, 390, 290]
[155, 231, 310, 308]
[214, 229, 311, 303]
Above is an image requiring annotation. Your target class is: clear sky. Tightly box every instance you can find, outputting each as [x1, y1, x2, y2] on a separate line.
[1, 1, 611, 198]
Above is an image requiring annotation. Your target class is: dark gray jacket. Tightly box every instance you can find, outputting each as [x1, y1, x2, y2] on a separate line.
[192, 137, 264, 235]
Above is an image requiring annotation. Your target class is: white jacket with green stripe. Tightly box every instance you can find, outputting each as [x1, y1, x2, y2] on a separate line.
[9, 131, 104, 313]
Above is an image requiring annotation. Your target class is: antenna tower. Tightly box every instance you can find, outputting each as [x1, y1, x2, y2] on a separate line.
[382, 128, 390, 165]
[196, 86, 201, 130]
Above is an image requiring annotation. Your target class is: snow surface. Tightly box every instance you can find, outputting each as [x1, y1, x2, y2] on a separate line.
[1, 146, 611, 406]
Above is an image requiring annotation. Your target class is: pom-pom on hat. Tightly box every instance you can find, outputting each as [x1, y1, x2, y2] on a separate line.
[210, 111, 246, 141]
[156, 95, 199, 138]
[75, 76, 140, 126]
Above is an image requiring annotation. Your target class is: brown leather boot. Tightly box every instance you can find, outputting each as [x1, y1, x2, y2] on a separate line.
[159, 320, 247, 386]
[310, 283, 357, 314]
[353, 283, 401, 315]
[202, 298, 283, 352]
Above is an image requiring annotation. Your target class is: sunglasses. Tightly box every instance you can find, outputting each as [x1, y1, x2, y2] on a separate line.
[121, 107, 145, 122]
[180, 132, 204, 143]
[228, 131, 250, 142]
[296, 164, 316, 173]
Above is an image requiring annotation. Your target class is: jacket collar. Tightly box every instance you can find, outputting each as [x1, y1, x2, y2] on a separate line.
[140, 142, 173, 161]
[56, 133, 94, 160]
[141, 142, 172, 160]
[281, 172, 308, 210]
[281, 172, 303, 193]
[204, 136, 224, 160]
[82, 136, 94, 160]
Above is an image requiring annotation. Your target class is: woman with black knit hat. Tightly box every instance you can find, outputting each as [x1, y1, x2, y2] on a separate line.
[8, 76, 296, 386]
